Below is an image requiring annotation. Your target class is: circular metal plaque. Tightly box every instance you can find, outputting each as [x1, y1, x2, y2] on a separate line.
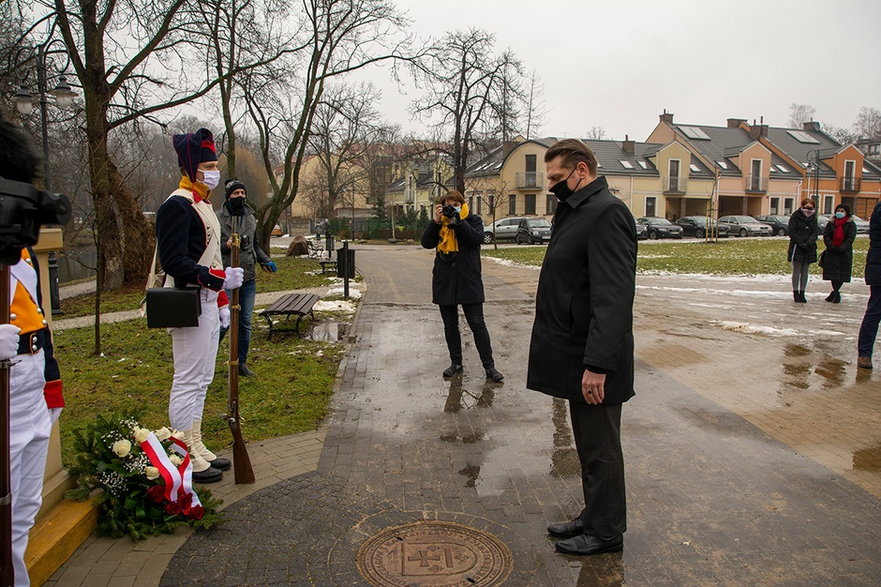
[356, 520, 513, 586]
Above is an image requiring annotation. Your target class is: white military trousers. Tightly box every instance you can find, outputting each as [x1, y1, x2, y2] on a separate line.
[8, 350, 51, 587]
[168, 289, 220, 432]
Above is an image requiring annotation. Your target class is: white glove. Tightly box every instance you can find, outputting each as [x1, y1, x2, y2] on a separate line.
[222, 267, 244, 290]
[219, 306, 231, 329]
[49, 407, 63, 423]
[0, 324, 21, 361]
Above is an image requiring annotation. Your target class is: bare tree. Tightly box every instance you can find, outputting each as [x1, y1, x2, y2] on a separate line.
[823, 122, 859, 145]
[788, 103, 817, 128]
[524, 70, 546, 140]
[410, 28, 525, 194]
[854, 106, 881, 141]
[585, 126, 607, 140]
[243, 0, 416, 251]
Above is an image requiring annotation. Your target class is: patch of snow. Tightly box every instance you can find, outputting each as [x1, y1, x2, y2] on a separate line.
[484, 257, 540, 270]
[327, 286, 362, 299]
[314, 300, 356, 313]
[718, 321, 798, 336]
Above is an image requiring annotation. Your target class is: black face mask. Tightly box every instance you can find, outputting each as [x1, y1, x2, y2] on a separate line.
[228, 197, 245, 216]
[549, 167, 581, 201]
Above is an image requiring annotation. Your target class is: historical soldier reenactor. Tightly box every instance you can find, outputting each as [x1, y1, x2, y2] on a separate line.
[155, 128, 243, 483]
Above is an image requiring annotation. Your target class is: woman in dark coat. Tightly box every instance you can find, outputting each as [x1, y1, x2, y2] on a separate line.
[821, 203, 857, 304]
[421, 190, 503, 382]
[857, 199, 881, 369]
[787, 198, 820, 303]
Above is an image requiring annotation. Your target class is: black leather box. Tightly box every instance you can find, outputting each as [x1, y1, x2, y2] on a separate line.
[145, 287, 201, 328]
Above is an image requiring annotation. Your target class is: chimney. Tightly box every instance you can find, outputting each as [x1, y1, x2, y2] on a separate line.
[659, 109, 674, 124]
[622, 134, 635, 155]
[727, 118, 746, 129]
[803, 121, 821, 132]
[748, 124, 768, 140]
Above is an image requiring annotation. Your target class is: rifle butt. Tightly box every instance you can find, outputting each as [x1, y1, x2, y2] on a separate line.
[232, 433, 255, 484]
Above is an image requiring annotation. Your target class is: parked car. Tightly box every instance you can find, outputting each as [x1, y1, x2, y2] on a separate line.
[271, 224, 283, 237]
[483, 216, 526, 244]
[516, 217, 552, 244]
[754, 215, 790, 236]
[817, 214, 831, 232]
[851, 215, 871, 234]
[635, 221, 647, 240]
[636, 217, 683, 239]
[674, 216, 730, 238]
[718, 215, 773, 237]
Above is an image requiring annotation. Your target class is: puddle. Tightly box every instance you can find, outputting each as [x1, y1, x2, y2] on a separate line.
[853, 445, 881, 472]
[305, 321, 348, 342]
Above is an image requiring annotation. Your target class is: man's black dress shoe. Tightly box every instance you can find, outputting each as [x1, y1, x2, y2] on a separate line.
[485, 367, 504, 382]
[192, 466, 223, 484]
[555, 534, 623, 556]
[208, 456, 232, 471]
[443, 363, 463, 377]
[547, 518, 584, 539]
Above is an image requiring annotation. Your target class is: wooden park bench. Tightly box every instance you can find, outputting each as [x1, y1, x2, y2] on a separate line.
[260, 292, 319, 340]
[318, 248, 338, 274]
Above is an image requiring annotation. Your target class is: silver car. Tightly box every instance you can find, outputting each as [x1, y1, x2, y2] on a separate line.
[483, 216, 526, 243]
[718, 215, 774, 237]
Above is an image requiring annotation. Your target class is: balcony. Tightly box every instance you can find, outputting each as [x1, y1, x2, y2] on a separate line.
[745, 175, 766, 193]
[663, 176, 687, 194]
[841, 177, 861, 193]
[515, 171, 544, 189]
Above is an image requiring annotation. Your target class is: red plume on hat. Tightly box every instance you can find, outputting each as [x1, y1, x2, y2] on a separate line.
[172, 128, 217, 181]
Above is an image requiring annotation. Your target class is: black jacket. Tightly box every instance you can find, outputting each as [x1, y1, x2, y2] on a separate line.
[527, 176, 637, 404]
[787, 210, 819, 264]
[155, 195, 225, 290]
[217, 202, 271, 282]
[866, 200, 881, 286]
[421, 214, 485, 305]
[821, 218, 857, 283]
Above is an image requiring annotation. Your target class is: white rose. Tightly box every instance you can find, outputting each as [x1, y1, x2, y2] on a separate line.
[111, 439, 132, 458]
[168, 454, 183, 467]
[145, 466, 160, 480]
[154, 427, 172, 442]
[133, 427, 151, 444]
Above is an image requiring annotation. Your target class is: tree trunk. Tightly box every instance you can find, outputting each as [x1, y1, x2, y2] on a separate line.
[108, 159, 155, 286]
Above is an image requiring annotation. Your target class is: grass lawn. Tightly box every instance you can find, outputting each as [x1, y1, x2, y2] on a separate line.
[60, 256, 332, 318]
[54, 313, 346, 466]
[483, 237, 870, 276]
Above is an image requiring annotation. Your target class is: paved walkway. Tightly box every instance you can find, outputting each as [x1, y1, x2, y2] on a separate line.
[48, 245, 881, 585]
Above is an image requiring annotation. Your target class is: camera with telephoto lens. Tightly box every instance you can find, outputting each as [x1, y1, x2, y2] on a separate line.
[441, 204, 457, 218]
[0, 177, 71, 265]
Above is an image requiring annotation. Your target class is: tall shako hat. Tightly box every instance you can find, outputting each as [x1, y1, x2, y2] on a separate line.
[172, 128, 217, 181]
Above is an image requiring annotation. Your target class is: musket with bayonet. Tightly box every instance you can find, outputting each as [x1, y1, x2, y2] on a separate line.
[223, 216, 255, 484]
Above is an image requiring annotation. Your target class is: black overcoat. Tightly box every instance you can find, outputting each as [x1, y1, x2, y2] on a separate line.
[866, 200, 881, 286]
[821, 218, 857, 283]
[421, 214, 486, 305]
[787, 209, 819, 264]
[526, 176, 637, 404]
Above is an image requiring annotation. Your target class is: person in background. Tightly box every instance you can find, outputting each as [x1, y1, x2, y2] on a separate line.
[217, 179, 277, 377]
[0, 117, 64, 586]
[156, 128, 244, 483]
[787, 198, 819, 303]
[421, 190, 504, 383]
[857, 198, 881, 369]
[821, 203, 857, 304]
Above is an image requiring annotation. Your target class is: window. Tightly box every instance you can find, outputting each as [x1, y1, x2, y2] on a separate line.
[783, 198, 794, 215]
[770, 197, 779, 215]
[476, 196, 482, 214]
[619, 160, 634, 169]
[679, 126, 711, 140]
[750, 159, 762, 191]
[646, 196, 656, 217]
[638, 160, 649, 169]
[488, 193, 495, 211]
[525, 194, 536, 215]
[508, 194, 516, 215]
[689, 163, 700, 173]
[668, 159, 680, 192]
[823, 195, 834, 214]
[717, 160, 729, 170]
[843, 160, 856, 192]
[776, 163, 791, 173]
[468, 196, 473, 211]
[546, 194, 557, 215]
[786, 130, 820, 144]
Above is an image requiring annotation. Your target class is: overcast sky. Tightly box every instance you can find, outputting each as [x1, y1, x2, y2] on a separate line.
[356, 0, 881, 142]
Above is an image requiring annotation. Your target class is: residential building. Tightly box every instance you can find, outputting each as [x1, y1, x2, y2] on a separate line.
[385, 151, 453, 218]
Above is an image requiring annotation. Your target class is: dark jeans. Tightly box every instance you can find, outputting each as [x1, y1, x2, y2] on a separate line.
[219, 278, 256, 365]
[858, 285, 881, 358]
[569, 400, 626, 537]
[438, 303, 495, 368]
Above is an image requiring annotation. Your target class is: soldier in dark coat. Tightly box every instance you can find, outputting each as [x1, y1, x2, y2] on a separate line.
[529, 139, 636, 556]
[821, 203, 857, 304]
[421, 190, 503, 382]
[858, 199, 881, 369]
[787, 199, 820, 302]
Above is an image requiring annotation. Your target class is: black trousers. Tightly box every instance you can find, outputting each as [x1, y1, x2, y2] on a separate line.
[569, 400, 626, 537]
[438, 303, 495, 368]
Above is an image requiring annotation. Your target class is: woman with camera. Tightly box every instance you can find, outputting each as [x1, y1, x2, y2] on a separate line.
[421, 190, 504, 382]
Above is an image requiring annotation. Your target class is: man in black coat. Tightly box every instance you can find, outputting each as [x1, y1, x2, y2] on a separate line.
[858, 199, 881, 369]
[528, 139, 637, 556]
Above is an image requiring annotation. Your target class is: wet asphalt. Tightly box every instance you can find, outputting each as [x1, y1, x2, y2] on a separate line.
[166, 244, 881, 585]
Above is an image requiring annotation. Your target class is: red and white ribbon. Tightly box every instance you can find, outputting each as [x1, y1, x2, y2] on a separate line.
[139, 432, 201, 509]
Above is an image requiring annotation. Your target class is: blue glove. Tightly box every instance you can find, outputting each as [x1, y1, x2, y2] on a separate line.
[262, 261, 278, 273]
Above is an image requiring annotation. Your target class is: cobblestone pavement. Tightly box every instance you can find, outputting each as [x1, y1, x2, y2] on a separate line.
[51, 244, 881, 585]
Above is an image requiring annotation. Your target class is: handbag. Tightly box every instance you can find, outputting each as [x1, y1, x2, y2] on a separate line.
[145, 286, 201, 328]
